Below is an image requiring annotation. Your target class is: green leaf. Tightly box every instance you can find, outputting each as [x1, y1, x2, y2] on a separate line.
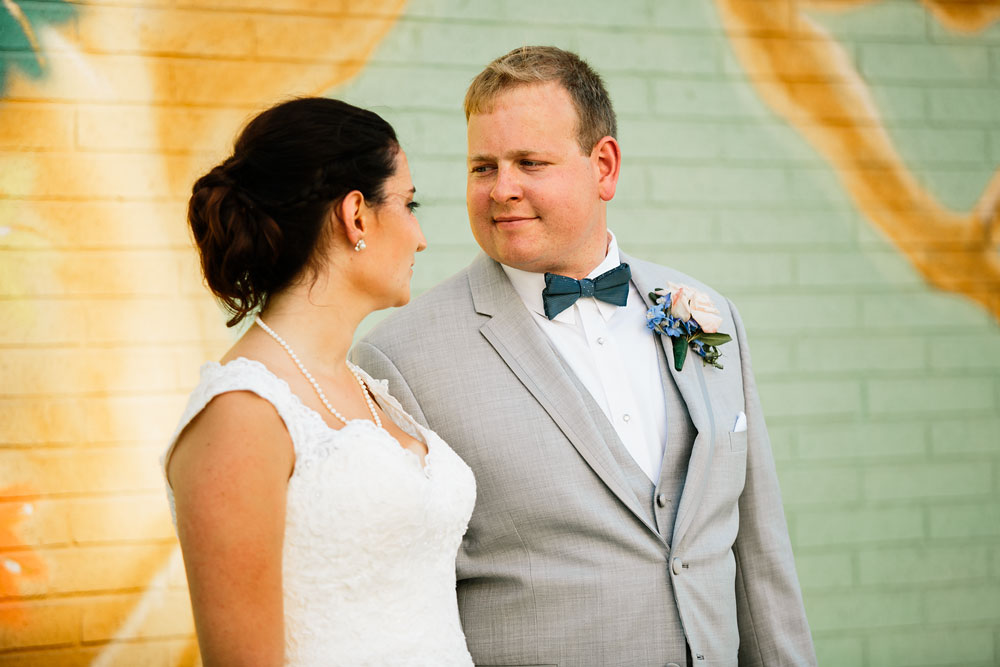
[695, 333, 732, 346]
[671, 337, 688, 371]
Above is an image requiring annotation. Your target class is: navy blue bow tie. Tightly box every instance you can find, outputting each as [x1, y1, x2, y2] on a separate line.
[542, 263, 631, 320]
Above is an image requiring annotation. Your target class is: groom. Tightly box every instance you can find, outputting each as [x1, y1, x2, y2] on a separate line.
[353, 46, 815, 667]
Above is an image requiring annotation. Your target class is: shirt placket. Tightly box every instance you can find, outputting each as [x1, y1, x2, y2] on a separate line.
[576, 298, 656, 478]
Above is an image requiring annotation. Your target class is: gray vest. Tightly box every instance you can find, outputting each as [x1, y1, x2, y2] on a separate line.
[553, 335, 697, 545]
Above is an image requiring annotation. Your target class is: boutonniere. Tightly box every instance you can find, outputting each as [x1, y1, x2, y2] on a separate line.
[646, 282, 732, 371]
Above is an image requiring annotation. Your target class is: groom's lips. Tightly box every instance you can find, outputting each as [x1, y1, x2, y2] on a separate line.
[493, 215, 537, 227]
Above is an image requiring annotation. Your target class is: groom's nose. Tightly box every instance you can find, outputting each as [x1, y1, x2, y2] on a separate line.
[490, 164, 523, 203]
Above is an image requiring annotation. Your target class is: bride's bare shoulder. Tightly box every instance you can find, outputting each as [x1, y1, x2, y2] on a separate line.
[167, 387, 294, 491]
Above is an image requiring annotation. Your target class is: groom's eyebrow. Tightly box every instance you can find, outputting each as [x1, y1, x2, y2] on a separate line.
[468, 149, 545, 163]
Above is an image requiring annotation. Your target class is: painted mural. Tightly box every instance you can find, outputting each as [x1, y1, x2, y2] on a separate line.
[0, 1, 406, 663]
[717, 0, 1000, 320]
[1, 0, 998, 664]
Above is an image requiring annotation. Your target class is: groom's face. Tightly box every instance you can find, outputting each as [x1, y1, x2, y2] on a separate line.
[466, 82, 610, 278]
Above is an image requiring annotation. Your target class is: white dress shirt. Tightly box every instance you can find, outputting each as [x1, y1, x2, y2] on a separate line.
[501, 233, 668, 482]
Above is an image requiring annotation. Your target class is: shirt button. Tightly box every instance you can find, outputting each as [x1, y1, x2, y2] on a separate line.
[672, 557, 684, 575]
[596, 336, 605, 345]
[622, 414, 630, 423]
[656, 493, 668, 508]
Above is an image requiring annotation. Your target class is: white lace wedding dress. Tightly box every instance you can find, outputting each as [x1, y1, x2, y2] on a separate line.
[163, 357, 476, 666]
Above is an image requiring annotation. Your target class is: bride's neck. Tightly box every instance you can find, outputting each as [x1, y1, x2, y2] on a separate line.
[255, 283, 369, 374]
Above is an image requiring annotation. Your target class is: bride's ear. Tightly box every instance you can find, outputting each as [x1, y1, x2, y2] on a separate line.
[333, 190, 368, 249]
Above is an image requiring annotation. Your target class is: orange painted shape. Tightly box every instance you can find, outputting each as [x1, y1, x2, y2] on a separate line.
[716, 0, 1000, 321]
[0, 487, 48, 626]
[921, 0, 1000, 33]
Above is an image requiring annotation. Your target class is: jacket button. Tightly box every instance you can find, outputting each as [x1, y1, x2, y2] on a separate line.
[656, 493, 668, 508]
[671, 557, 683, 575]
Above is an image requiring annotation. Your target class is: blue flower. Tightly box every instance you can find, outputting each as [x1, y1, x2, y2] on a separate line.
[645, 304, 666, 330]
[663, 315, 684, 337]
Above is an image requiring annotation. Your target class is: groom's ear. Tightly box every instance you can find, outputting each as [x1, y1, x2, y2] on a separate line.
[592, 136, 621, 202]
[333, 190, 368, 248]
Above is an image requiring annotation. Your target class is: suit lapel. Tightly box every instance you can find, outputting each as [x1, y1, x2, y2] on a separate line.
[469, 254, 662, 540]
[625, 253, 718, 549]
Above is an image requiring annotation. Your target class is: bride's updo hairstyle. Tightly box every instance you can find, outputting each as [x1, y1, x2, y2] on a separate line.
[188, 97, 399, 326]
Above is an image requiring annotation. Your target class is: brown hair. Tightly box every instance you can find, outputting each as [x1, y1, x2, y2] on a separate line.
[188, 97, 399, 326]
[464, 46, 617, 154]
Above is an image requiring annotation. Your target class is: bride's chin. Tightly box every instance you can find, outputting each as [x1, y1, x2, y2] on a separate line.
[383, 289, 411, 310]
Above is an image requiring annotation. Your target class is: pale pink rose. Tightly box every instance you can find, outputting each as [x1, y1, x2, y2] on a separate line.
[669, 285, 692, 321]
[690, 291, 722, 333]
[692, 310, 722, 333]
[667, 282, 722, 333]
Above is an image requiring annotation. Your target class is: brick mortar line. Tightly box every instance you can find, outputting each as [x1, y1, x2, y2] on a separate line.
[0, 540, 178, 555]
[0, 635, 197, 655]
[0, 492, 172, 501]
[0, 390, 204, 398]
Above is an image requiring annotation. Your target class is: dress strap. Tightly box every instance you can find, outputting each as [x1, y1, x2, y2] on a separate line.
[162, 357, 306, 480]
[350, 363, 426, 443]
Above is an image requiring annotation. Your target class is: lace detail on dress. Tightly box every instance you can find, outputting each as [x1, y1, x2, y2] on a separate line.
[162, 357, 476, 666]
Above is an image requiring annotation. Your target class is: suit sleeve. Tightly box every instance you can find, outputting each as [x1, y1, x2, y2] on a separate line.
[350, 340, 430, 429]
[728, 301, 817, 667]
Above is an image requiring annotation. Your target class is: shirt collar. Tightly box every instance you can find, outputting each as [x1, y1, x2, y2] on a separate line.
[500, 231, 624, 324]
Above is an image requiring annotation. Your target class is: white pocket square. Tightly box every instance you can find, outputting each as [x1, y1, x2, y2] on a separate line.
[733, 411, 747, 433]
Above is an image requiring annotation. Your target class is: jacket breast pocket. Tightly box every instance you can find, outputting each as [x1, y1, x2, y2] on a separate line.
[728, 430, 748, 453]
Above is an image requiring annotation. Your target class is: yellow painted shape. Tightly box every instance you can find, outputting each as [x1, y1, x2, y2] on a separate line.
[0, 1, 407, 662]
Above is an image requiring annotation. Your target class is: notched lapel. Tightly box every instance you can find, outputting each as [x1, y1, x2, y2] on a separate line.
[470, 256, 662, 540]
[627, 255, 718, 549]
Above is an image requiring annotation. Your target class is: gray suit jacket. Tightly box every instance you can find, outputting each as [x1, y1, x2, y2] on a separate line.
[351, 252, 816, 667]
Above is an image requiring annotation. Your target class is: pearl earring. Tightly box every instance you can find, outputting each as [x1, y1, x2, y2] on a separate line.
[354, 239, 366, 252]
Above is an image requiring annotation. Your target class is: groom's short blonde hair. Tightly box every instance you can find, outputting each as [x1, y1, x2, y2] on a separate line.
[464, 46, 617, 155]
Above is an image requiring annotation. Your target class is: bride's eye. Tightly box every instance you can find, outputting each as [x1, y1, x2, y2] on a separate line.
[407, 201, 421, 212]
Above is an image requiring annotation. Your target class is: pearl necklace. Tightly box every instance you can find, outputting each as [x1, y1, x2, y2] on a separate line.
[254, 316, 382, 429]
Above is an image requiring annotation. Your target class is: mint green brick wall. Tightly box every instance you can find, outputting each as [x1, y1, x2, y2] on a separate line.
[928, 87, 1000, 124]
[858, 43, 992, 82]
[340, 1, 1000, 664]
[868, 628, 996, 667]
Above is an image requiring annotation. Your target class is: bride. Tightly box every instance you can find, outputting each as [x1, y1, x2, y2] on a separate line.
[162, 97, 476, 665]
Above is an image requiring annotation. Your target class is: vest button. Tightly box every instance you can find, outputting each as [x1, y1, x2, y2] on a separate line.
[656, 493, 668, 508]
[671, 557, 684, 575]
